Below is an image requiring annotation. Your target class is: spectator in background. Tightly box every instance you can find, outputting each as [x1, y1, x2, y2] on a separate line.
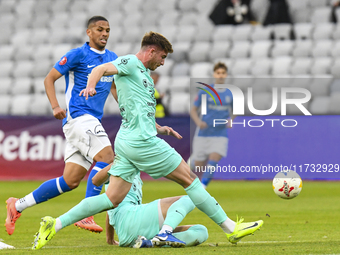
[332, 1, 340, 23]
[263, 0, 291, 25]
[209, 0, 256, 25]
[151, 72, 169, 118]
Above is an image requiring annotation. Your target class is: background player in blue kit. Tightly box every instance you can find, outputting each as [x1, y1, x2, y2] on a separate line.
[5, 16, 118, 234]
[190, 62, 235, 188]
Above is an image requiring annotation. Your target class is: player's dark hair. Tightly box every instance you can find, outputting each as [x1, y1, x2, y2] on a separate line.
[213, 62, 228, 72]
[87, 16, 108, 28]
[141, 31, 173, 54]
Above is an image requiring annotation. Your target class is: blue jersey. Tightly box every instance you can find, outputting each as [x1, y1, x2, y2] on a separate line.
[193, 85, 233, 137]
[54, 42, 118, 126]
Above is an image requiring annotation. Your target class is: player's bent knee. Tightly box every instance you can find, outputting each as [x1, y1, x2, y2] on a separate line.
[191, 225, 209, 245]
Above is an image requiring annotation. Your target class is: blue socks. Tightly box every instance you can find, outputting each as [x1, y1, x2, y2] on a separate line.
[85, 162, 108, 198]
[201, 160, 218, 187]
[32, 176, 71, 203]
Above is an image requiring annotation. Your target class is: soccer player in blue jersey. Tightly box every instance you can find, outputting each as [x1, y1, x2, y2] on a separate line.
[32, 32, 263, 250]
[190, 62, 235, 188]
[5, 16, 118, 235]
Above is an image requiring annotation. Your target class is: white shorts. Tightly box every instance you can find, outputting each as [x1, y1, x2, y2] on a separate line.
[63, 114, 111, 170]
[192, 136, 228, 162]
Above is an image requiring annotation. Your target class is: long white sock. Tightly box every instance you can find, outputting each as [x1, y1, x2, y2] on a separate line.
[220, 218, 236, 234]
[159, 224, 173, 234]
[15, 193, 37, 213]
[55, 218, 62, 233]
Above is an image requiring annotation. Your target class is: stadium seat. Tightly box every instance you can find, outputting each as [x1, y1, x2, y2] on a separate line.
[195, 0, 218, 14]
[32, 44, 53, 62]
[330, 58, 340, 78]
[121, 26, 145, 43]
[0, 95, 11, 115]
[31, 13, 50, 29]
[251, 76, 272, 93]
[0, 0, 15, 14]
[329, 92, 340, 114]
[229, 41, 251, 58]
[273, 24, 292, 40]
[251, 58, 272, 76]
[54, 78, 66, 94]
[232, 59, 253, 75]
[293, 23, 314, 40]
[13, 45, 34, 61]
[272, 57, 292, 75]
[10, 29, 31, 46]
[331, 41, 340, 57]
[29, 94, 50, 116]
[155, 76, 171, 94]
[308, 0, 328, 8]
[50, 0, 72, 13]
[313, 23, 335, 40]
[48, 12, 70, 29]
[271, 75, 293, 88]
[178, 0, 196, 11]
[157, 58, 174, 76]
[310, 7, 332, 24]
[194, 25, 215, 42]
[290, 75, 313, 89]
[52, 44, 73, 62]
[28, 28, 50, 44]
[271, 40, 294, 57]
[250, 0, 269, 23]
[177, 12, 199, 26]
[190, 62, 213, 78]
[250, 40, 272, 59]
[208, 41, 231, 62]
[158, 25, 178, 45]
[122, 13, 143, 29]
[0, 27, 11, 44]
[141, 0, 158, 12]
[286, 91, 311, 115]
[10, 77, 33, 95]
[0, 61, 14, 78]
[171, 62, 190, 77]
[212, 25, 235, 42]
[13, 14, 33, 31]
[309, 96, 330, 114]
[0, 78, 12, 95]
[157, 0, 177, 12]
[32, 78, 46, 94]
[290, 58, 313, 75]
[169, 76, 190, 92]
[168, 92, 190, 114]
[112, 42, 133, 56]
[140, 12, 160, 27]
[174, 25, 197, 43]
[250, 25, 273, 41]
[188, 42, 211, 63]
[312, 40, 333, 57]
[48, 28, 69, 44]
[232, 75, 254, 92]
[86, 0, 107, 15]
[247, 91, 280, 115]
[104, 95, 120, 115]
[287, 0, 308, 12]
[232, 25, 254, 42]
[32, 60, 53, 78]
[309, 75, 333, 96]
[0, 45, 15, 61]
[158, 10, 180, 26]
[13, 61, 34, 78]
[332, 24, 340, 39]
[310, 57, 333, 75]
[330, 79, 340, 93]
[171, 42, 191, 63]
[122, 0, 142, 13]
[10, 94, 32, 116]
[291, 8, 312, 24]
[292, 40, 313, 57]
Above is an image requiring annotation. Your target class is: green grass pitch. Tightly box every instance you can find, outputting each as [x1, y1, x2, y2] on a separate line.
[1, 180, 340, 254]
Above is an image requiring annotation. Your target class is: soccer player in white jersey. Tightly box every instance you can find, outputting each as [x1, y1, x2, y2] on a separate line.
[5, 16, 118, 235]
[32, 32, 263, 250]
[190, 62, 235, 188]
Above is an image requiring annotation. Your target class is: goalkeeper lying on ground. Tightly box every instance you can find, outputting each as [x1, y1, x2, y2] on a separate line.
[92, 165, 209, 248]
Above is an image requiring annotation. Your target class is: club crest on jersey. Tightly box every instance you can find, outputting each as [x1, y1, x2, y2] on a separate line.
[118, 58, 130, 65]
[59, 56, 67, 65]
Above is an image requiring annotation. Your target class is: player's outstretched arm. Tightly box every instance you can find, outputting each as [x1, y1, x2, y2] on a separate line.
[44, 68, 67, 120]
[156, 123, 182, 139]
[80, 62, 118, 99]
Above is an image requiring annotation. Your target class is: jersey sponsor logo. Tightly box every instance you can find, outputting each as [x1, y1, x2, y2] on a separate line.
[94, 125, 106, 135]
[87, 64, 95, 68]
[59, 56, 67, 65]
[143, 79, 148, 88]
[118, 58, 130, 65]
[147, 112, 155, 117]
[100, 76, 114, 82]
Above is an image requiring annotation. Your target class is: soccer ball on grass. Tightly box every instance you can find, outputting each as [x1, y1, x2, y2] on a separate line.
[272, 170, 302, 199]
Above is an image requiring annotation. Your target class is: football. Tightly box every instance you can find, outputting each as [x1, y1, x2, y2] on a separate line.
[272, 170, 302, 199]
